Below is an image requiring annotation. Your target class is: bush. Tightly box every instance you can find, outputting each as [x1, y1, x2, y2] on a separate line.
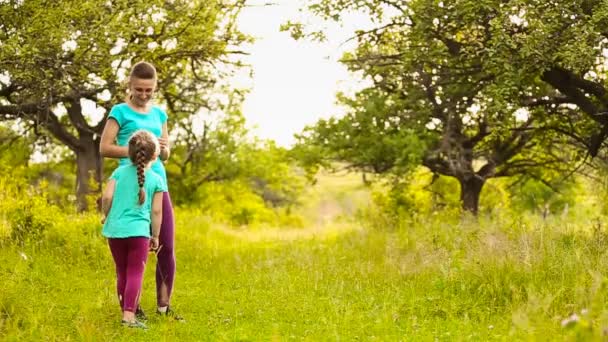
[188, 180, 303, 227]
[0, 176, 63, 245]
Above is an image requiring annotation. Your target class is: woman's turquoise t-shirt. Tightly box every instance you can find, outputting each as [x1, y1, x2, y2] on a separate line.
[102, 165, 167, 238]
[108, 103, 168, 188]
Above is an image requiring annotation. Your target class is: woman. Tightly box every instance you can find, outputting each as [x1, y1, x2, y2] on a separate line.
[100, 61, 183, 321]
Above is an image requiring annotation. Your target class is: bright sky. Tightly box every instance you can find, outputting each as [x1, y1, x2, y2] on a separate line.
[235, 0, 373, 147]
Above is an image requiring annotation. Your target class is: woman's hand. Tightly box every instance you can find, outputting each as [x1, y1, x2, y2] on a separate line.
[158, 137, 169, 150]
[158, 137, 170, 161]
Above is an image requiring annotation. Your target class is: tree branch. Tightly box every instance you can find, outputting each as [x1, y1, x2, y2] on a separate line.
[542, 67, 608, 124]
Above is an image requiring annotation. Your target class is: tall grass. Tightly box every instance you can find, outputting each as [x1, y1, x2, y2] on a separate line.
[1, 173, 608, 340]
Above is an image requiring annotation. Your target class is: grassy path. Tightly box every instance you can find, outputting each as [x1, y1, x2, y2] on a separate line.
[2, 212, 595, 341]
[2, 173, 606, 340]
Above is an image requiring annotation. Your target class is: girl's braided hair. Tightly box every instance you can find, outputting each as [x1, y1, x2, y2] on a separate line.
[128, 130, 159, 205]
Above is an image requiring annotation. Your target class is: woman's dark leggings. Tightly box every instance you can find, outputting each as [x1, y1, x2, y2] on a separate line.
[156, 191, 176, 307]
[108, 237, 149, 313]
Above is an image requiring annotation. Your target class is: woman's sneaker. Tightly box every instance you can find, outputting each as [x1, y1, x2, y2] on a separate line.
[121, 319, 148, 330]
[157, 306, 185, 322]
[135, 307, 148, 321]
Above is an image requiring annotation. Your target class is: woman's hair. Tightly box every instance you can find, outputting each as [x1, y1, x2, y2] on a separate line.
[128, 130, 160, 205]
[125, 61, 157, 101]
[129, 61, 157, 80]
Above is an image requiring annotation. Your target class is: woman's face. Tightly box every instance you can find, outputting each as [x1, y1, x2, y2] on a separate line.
[129, 77, 156, 106]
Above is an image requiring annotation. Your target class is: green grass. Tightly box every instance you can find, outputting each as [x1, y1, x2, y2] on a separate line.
[2, 174, 608, 340]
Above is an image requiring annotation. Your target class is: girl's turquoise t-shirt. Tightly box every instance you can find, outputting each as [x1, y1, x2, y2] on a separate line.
[102, 165, 167, 238]
[108, 103, 168, 188]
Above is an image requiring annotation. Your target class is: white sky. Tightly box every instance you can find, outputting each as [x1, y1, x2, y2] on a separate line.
[235, 0, 373, 147]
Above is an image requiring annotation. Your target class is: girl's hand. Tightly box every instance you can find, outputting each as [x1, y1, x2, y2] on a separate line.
[150, 237, 160, 252]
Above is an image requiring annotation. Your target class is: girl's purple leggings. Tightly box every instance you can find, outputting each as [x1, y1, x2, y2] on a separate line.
[157, 191, 176, 307]
[108, 237, 149, 313]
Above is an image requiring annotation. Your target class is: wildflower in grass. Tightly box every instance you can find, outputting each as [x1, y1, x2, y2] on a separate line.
[561, 313, 580, 328]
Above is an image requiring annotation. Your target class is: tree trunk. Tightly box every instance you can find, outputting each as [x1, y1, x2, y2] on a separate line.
[75, 133, 103, 212]
[459, 175, 485, 215]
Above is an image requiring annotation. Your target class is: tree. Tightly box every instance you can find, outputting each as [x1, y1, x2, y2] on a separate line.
[0, 0, 250, 210]
[167, 91, 250, 204]
[167, 93, 303, 208]
[286, 0, 589, 214]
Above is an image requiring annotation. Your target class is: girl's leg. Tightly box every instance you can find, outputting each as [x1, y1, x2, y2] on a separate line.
[108, 239, 128, 310]
[122, 237, 150, 315]
[156, 191, 176, 307]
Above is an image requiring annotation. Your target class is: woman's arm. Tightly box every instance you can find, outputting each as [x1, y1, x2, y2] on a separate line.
[159, 122, 170, 161]
[99, 118, 128, 158]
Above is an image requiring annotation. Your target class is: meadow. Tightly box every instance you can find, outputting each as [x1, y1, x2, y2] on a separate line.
[1, 173, 608, 341]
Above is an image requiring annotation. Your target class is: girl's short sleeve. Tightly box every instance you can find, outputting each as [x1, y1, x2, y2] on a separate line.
[109, 168, 120, 181]
[155, 174, 168, 193]
[108, 105, 125, 127]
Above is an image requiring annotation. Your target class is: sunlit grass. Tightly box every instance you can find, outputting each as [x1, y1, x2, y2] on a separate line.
[2, 173, 608, 340]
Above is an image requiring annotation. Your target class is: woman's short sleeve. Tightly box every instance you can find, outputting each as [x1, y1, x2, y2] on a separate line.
[157, 107, 168, 124]
[108, 105, 125, 127]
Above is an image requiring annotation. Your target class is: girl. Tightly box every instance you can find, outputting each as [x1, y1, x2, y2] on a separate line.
[100, 61, 183, 321]
[102, 130, 166, 329]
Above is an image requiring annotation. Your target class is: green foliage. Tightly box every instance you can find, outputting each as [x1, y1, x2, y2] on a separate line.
[287, 0, 606, 215]
[7, 196, 55, 245]
[0, 124, 82, 208]
[0, 0, 249, 114]
[166, 108, 306, 224]
[365, 166, 583, 220]
[507, 177, 578, 214]
[167, 98, 249, 203]
[0, 125, 33, 175]
[0, 176, 65, 245]
[243, 143, 305, 210]
[369, 168, 462, 219]
[188, 179, 304, 228]
[0, 0, 251, 209]
[293, 88, 427, 178]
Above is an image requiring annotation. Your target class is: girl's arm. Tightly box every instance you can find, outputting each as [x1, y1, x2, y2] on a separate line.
[101, 179, 116, 223]
[159, 122, 170, 161]
[150, 191, 163, 250]
[99, 118, 129, 158]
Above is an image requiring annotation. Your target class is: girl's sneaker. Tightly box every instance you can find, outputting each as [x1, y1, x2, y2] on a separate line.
[121, 319, 148, 330]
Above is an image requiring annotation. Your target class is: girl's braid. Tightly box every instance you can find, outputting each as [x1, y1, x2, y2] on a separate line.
[128, 130, 160, 206]
[136, 143, 147, 205]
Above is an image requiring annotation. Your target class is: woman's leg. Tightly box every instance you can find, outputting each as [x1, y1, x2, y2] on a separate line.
[156, 191, 176, 307]
[108, 238, 128, 310]
[123, 237, 150, 314]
